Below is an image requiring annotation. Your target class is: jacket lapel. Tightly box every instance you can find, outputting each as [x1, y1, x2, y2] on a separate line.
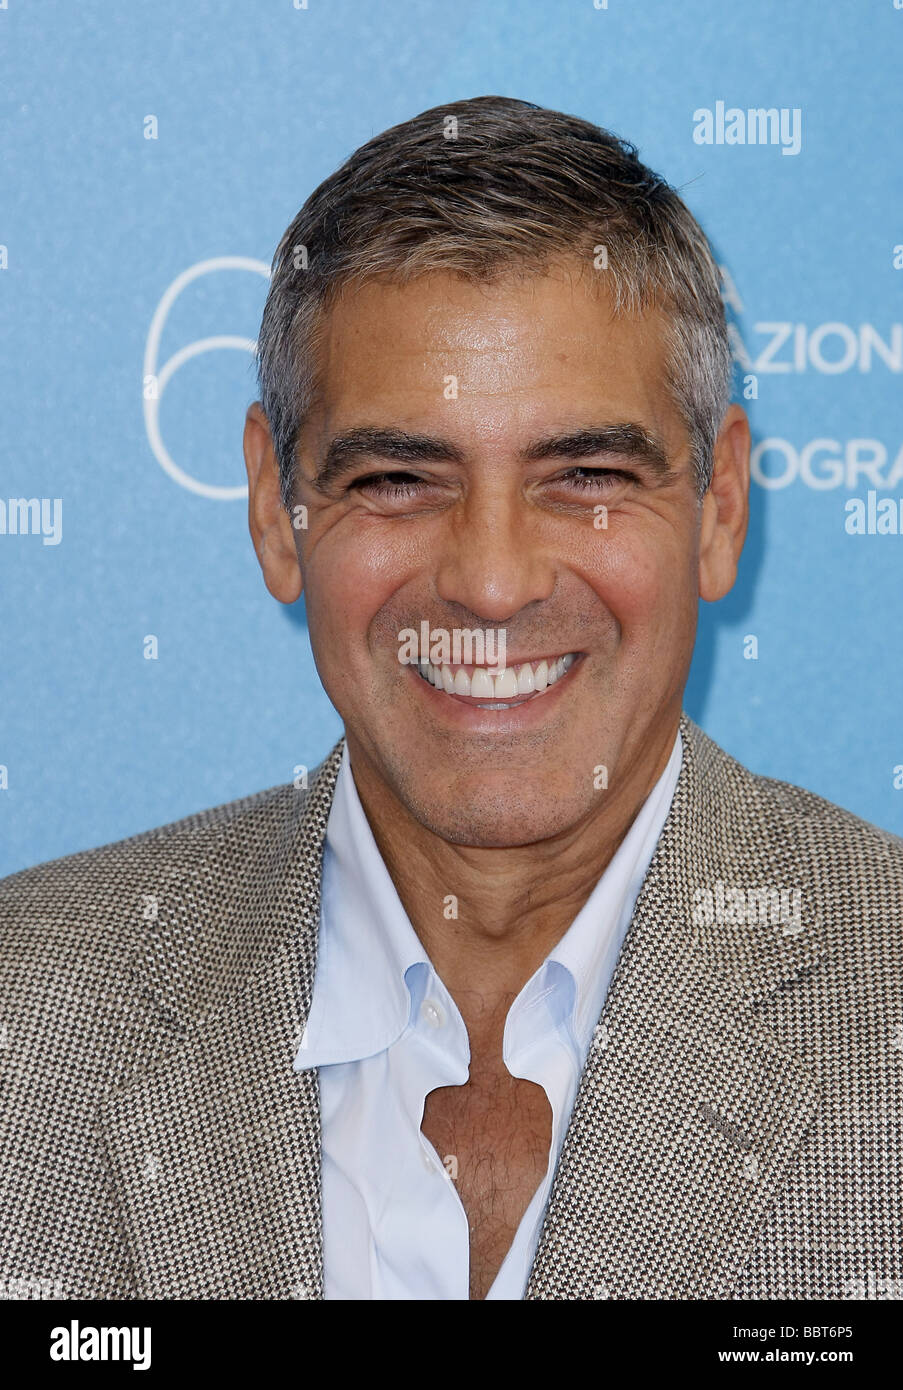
[525, 713, 825, 1299]
[97, 745, 344, 1299]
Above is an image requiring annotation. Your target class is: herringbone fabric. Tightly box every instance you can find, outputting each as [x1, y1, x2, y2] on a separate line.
[1, 713, 900, 1299]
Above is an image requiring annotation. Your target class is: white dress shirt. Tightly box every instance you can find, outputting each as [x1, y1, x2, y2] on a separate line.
[293, 730, 683, 1299]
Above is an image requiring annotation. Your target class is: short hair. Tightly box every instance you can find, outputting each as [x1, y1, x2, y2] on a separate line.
[256, 95, 733, 508]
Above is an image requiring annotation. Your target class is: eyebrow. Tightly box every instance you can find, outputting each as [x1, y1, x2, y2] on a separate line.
[310, 423, 674, 492]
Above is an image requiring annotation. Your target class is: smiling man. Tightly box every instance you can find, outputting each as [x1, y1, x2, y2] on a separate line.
[1, 97, 901, 1303]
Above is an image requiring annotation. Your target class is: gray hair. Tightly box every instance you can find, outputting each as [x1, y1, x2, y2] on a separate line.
[256, 96, 733, 509]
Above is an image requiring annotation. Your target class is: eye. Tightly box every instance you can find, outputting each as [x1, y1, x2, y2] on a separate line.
[350, 471, 431, 499]
[552, 467, 634, 491]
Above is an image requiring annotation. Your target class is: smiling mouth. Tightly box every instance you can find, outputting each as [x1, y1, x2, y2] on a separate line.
[414, 652, 579, 708]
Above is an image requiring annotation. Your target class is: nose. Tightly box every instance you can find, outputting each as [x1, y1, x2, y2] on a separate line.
[432, 484, 556, 622]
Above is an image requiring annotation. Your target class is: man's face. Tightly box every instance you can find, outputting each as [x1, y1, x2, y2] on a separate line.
[282, 263, 710, 847]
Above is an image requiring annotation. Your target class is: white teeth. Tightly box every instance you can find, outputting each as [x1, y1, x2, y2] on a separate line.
[415, 653, 578, 701]
[516, 663, 535, 695]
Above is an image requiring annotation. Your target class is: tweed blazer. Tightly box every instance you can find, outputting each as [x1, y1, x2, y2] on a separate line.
[1, 712, 901, 1301]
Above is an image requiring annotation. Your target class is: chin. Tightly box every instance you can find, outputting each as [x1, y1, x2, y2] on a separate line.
[405, 783, 587, 850]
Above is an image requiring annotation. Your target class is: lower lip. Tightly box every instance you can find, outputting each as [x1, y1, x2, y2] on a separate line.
[407, 657, 582, 731]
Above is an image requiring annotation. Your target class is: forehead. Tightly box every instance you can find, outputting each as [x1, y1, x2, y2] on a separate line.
[308, 261, 682, 446]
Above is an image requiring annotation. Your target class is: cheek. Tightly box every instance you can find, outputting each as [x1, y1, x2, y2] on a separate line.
[301, 518, 425, 649]
[577, 521, 692, 627]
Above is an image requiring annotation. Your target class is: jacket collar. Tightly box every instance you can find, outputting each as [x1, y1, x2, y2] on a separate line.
[98, 712, 823, 1299]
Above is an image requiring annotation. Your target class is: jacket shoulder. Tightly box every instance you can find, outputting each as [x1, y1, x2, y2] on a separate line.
[747, 761, 903, 870]
[687, 715, 903, 866]
[684, 717, 903, 972]
[0, 748, 341, 994]
[1, 779, 298, 933]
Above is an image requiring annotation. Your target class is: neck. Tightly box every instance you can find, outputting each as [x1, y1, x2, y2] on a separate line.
[344, 720, 679, 1040]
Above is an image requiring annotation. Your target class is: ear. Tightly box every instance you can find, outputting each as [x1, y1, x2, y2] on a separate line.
[698, 403, 751, 602]
[243, 402, 303, 604]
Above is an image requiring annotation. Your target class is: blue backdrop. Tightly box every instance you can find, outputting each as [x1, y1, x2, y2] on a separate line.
[2, 0, 901, 876]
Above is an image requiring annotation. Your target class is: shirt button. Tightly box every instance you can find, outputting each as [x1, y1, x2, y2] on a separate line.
[420, 1144, 436, 1172]
[420, 998, 445, 1028]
